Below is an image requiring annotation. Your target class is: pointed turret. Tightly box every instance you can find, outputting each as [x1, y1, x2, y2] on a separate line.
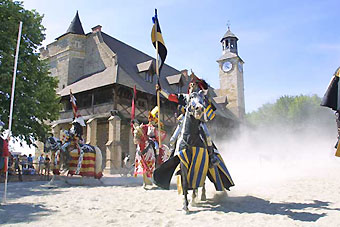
[56, 11, 85, 40]
[66, 11, 85, 35]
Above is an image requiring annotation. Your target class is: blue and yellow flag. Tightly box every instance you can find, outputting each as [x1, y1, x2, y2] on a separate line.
[151, 9, 167, 74]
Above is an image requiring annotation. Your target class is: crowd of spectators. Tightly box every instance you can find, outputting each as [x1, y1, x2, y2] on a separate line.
[7, 153, 51, 179]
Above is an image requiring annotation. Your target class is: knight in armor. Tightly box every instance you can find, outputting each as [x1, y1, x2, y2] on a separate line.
[154, 72, 234, 193]
[321, 67, 340, 155]
[61, 116, 86, 153]
[157, 72, 219, 167]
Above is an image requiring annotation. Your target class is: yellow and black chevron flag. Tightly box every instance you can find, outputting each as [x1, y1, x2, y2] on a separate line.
[151, 9, 167, 74]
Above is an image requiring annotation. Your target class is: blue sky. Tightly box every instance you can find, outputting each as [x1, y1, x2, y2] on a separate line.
[23, 0, 340, 113]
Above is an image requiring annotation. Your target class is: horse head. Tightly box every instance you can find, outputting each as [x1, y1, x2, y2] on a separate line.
[133, 124, 145, 145]
[45, 136, 61, 153]
[188, 91, 206, 121]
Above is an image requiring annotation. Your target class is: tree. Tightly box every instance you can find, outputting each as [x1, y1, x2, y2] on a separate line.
[246, 94, 334, 130]
[0, 0, 60, 146]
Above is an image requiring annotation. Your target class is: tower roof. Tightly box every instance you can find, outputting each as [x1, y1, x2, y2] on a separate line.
[221, 28, 238, 42]
[66, 11, 85, 35]
[57, 11, 85, 40]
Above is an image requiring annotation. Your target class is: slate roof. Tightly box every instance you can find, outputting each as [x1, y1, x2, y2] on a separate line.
[101, 32, 184, 95]
[58, 65, 117, 96]
[221, 28, 238, 42]
[207, 88, 238, 121]
[57, 11, 85, 40]
[213, 95, 228, 104]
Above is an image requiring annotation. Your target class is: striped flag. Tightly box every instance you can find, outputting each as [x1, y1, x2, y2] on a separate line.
[70, 90, 78, 118]
[151, 9, 167, 74]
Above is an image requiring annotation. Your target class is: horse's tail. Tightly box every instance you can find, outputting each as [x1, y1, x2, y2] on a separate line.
[94, 146, 103, 179]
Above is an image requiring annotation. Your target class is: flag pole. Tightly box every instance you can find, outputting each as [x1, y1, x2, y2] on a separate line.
[3, 21, 23, 204]
[154, 9, 162, 148]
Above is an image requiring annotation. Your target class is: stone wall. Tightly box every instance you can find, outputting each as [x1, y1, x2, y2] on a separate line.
[218, 58, 245, 120]
[40, 34, 86, 92]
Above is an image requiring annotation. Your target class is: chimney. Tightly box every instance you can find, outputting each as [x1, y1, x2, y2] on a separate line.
[181, 69, 188, 77]
[91, 25, 102, 33]
[181, 69, 188, 80]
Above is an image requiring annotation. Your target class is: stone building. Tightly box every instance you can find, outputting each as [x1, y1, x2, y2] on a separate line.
[38, 12, 244, 173]
[217, 26, 245, 120]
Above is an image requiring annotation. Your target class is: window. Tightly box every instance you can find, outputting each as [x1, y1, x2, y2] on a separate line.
[94, 87, 113, 105]
[145, 71, 153, 83]
[77, 93, 92, 108]
[137, 100, 146, 108]
[64, 93, 92, 110]
[230, 40, 235, 49]
[117, 87, 132, 99]
[177, 84, 182, 93]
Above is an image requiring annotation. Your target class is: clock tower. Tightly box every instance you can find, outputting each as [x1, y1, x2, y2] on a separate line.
[217, 27, 245, 120]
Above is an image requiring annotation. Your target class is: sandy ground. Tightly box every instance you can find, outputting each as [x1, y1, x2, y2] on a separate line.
[1, 129, 340, 226]
[0, 161, 340, 227]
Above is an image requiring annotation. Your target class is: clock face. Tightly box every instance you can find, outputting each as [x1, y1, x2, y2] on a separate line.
[238, 62, 243, 73]
[222, 61, 232, 72]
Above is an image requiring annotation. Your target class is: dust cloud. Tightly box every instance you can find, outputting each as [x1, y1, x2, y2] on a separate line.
[216, 121, 340, 188]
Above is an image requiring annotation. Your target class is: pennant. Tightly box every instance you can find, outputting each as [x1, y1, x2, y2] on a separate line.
[70, 90, 78, 118]
[130, 85, 137, 131]
[151, 9, 167, 74]
[131, 85, 137, 122]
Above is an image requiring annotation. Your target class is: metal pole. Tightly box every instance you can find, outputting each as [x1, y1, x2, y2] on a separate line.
[3, 21, 23, 204]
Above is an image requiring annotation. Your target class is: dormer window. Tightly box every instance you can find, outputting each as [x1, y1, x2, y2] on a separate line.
[137, 60, 154, 83]
[145, 71, 153, 83]
[166, 73, 184, 93]
[177, 84, 182, 93]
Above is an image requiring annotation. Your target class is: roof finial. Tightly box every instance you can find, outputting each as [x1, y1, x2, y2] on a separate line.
[227, 20, 231, 30]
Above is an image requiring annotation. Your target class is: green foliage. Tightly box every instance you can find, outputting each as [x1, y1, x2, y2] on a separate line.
[246, 94, 334, 129]
[0, 0, 60, 146]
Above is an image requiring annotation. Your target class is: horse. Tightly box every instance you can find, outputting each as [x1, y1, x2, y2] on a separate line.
[44, 131, 103, 185]
[133, 123, 170, 188]
[154, 91, 234, 213]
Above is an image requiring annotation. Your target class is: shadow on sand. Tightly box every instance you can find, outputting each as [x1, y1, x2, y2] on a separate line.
[195, 194, 340, 222]
[0, 181, 66, 201]
[0, 202, 53, 225]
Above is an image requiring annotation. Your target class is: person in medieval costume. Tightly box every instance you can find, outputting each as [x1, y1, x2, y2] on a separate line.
[321, 67, 340, 156]
[155, 72, 234, 192]
[0, 121, 9, 172]
[60, 116, 86, 153]
[132, 106, 169, 188]
[157, 73, 219, 166]
[61, 91, 86, 153]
